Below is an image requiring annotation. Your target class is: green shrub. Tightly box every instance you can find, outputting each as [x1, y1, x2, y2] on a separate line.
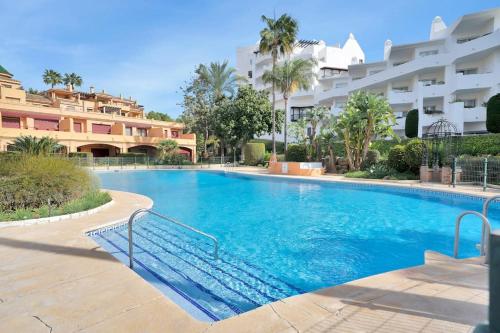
[486, 94, 500, 133]
[403, 139, 425, 173]
[243, 143, 265, 165]
[361, 149, 380, 170]
[0, 155, 96, 212]
[69, 152, 92, 158]
[286, 145, 307, 162]
[371, 139, 407, 157]
[248, 139, 284, 154]
[405, 109, 418, 138]
[0, 190, 111, 221]
[387, 145, 408, 172]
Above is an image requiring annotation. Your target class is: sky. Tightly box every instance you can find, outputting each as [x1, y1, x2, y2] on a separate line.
[0, 1, 498, 118]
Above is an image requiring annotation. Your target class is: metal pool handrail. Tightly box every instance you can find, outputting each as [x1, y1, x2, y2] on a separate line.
[482, 195, 500, 251]
[454, 211, 491, 264]
[127, 208, 219, 269]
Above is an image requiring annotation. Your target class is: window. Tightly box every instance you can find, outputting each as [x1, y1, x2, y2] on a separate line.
[420, 79, 436, 86]
[393, 86, 409, 92]
[335, 82, 347, 88]
[125, 127, 133, 136]
[456, 68, 478, 75]
[1, 116, 20, 129]
[34, 119, 59, 131]
[92, 123, 111, 134]
[86, 107, 93, 112]
[137, 128, 147, 137]
[290, 106, 312, 122]
[419, 50, 438, 57]
[248, 71, 252, 79]
[457, 99, 476, 108]
[74, 122, 82, 133]
[171, 130, 179, 138]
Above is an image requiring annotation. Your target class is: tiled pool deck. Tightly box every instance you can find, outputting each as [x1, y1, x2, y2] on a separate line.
[0, 171, 495, 332]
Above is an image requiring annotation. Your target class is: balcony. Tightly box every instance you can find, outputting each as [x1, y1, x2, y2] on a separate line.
[463, 106, 486, 122]
[388, 90, 415, 105]
[454, 73, 494, 91]
[393, 117, 406, 130]
[421, 83, 447, 98]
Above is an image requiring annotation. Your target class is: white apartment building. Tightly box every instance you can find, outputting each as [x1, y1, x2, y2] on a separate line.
[236, 8, 500, 140]
[316, 8, 500, 137]
[236, 34, 365, 141]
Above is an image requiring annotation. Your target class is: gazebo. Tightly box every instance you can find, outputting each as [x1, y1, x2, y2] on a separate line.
[420, 119, 461, 183]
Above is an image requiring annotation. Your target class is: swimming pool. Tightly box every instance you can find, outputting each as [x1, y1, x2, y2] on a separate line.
[91, 170, 499, 321]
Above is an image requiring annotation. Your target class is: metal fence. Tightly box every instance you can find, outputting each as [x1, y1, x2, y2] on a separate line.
[453, 156, 500, 190]
[67, 156, 240, 169]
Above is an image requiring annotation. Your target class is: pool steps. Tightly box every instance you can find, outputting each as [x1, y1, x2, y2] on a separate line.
[94, 218, 303, 321]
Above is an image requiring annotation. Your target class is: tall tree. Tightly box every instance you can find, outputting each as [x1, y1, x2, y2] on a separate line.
[259, 13, 298, 158]
[63, 73, 83, 90]
[196, 61, 239, 101]
[213, 85, 282, 161]
[42, 69, 62, 88]
[262, 58, 315, 152]
[180, 61, 240, 157]
[147, 111, 173, 122]
[336, 91, 397, 170]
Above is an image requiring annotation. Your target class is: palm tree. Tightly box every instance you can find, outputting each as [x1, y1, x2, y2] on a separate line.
[157, 139, 179, 160]
[196, 61, 238, 101]
[42, 69, 62, 88]
[259, 13, 298, 158]
[262, 58, 315, 153]
[63, 73, 83, 90]
[306, 106, 331, 161]
[10, 136, 62, 155]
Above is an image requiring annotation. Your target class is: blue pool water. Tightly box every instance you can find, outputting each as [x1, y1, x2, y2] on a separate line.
[92, 170, 499, 321]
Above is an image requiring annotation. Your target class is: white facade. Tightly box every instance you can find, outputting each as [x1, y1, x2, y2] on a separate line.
[236, 35, 365, 141]
[316, 8, 500, 137]
[236, 8, 500, 140]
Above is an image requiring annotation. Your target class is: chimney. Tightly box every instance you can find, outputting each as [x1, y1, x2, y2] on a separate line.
[384, 40, 392, 60]
[119, 93, 122, 99]
[90, 86, 95, 93]
[430, 16, 447, 40]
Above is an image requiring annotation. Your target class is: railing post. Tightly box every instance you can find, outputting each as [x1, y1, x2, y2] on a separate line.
[452, 157, 457, 188]
[120, 157, 123, 169]
[483, 157, 488, 192]
[107, 156, 109, 170]
[490, 231, 500, 332]
[134, 156, 137, 169]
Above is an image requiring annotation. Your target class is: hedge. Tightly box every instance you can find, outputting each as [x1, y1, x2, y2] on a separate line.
[486, 94, 500, 133]
[286, 144, 307, 162]
[405, 109, 418, 138]
[458, 134, 500, 155]
[243, 142, 265, 166]
[248, 139, 285, 154]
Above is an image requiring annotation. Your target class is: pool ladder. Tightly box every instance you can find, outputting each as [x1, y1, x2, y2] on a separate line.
[454, 195, 500, 264]
[127, 208, 219, 269]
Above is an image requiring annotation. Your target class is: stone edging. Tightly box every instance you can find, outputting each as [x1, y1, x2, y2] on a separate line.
[0, 199, 115, 227]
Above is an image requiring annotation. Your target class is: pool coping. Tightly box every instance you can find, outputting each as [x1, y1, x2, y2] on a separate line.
[0, 176, 491, 332]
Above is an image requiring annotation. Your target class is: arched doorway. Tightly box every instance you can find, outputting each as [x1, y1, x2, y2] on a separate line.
[128, 145, 157, 157]
[179, 147, 193, 162]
